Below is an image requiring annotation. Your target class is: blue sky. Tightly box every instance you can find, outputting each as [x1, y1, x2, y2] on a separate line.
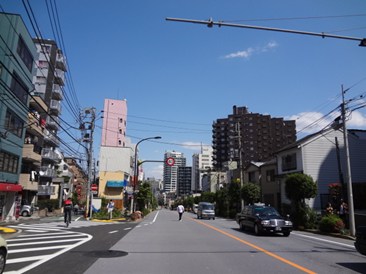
[2, 0, 366, 179]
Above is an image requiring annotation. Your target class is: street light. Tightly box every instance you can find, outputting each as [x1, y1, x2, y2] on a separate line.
[131, 136, 162, 212]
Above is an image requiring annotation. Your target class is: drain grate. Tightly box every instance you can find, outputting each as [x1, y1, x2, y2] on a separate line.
[88, 250, 128, 258]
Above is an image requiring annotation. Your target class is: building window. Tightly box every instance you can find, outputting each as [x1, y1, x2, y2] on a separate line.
[10, 72, 28, 105]
[119, 129, 122, 134]
[119, 118, 123, 123]
[266, 169, 275, 182]
[17, 35, 33, 72]
[281, 153, 297, 171]
[5, 109, 24, 138]
[0, 150, 19, 174]
[248, 171, 256, 182]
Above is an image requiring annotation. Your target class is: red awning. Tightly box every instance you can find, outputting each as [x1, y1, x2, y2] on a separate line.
[0, 182, 23, 192]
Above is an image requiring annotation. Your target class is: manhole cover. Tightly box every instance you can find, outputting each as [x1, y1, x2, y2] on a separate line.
[88, 250, 128, 258]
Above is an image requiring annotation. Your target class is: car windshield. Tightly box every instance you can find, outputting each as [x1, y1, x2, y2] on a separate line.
[254, 207, 279, 216]
[202, 204, 214, 210]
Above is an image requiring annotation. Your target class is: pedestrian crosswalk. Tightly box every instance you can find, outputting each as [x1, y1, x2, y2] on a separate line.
[4, 220, 115, 274]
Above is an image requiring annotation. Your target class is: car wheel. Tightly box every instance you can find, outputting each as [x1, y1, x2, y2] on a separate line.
[0, 249, 6, 273]
[283, 231, 290, 237]
[21, 211, 28, 217]
[240, 221, 246, 231]
[213, 217, 215, 220]
[254, 224, 261, 236]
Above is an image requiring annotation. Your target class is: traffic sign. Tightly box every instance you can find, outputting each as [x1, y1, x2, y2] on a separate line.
[166, 157, 175, 166]
[91, 184, 98, 191]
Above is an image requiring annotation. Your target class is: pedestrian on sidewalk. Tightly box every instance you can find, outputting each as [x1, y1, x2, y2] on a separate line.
[107, 200, 115, 220]
[177, 204, 184, 221]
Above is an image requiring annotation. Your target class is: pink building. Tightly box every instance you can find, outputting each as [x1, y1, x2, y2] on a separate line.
[102, 99, 128, 147]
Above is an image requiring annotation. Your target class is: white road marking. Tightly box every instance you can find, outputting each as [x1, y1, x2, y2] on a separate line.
[109, 230, 118, 234]
[152, 211, 159, 223]
[292, 232, 355, 249]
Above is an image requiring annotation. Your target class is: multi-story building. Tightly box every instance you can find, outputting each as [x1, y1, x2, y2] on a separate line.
[192, 146, 213, 192]
[0, 12, 37, 220]
[32, 39, 67, 201]
[177, 166, 192, 197]
[98, 99, 132, 210]
[212, 105, 296, 177]
[101, 99, 128, 147]
[163, 151, 186, 194]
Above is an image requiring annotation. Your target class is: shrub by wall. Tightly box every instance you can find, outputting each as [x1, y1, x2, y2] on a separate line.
[319, 214, 345, 233]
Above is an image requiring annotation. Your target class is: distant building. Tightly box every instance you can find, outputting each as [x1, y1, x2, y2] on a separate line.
[101, 99, 128, 147]
[177, 166, 192, 196]
[192, 146, 213, 192]
[212, 105, 296, 181]
[163, 151, 186, 194]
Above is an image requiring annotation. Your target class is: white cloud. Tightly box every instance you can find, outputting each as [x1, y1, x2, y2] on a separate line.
[223, 41, 278, 59]
[348, 111, 366, 127]
[286, 110, 366, 137]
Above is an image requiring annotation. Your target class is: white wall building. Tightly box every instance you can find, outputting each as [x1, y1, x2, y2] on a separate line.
[163, 151, 186, 194]
[192, 146, 213, 192]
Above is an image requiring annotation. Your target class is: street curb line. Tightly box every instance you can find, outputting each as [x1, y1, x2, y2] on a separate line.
[0, 227, 17, 233]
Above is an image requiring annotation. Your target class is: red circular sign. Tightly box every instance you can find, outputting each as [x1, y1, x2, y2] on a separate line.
[91, 184, 98, 191]
[166, 157, 175, 166]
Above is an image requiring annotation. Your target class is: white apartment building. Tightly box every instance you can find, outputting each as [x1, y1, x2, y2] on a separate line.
[163, 151, 186, 194]
[192, 146, 213, 192]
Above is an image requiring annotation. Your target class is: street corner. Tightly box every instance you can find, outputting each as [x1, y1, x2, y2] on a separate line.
[0, 226, 17, 234]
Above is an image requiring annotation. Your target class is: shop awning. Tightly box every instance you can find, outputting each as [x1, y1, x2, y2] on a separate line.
[0, 182, 23, 192]
[106, 180, 127, 188]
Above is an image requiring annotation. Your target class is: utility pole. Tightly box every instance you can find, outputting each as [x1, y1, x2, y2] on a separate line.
[236, 121, 244, 210]
[81, 108, 96, 220]
[341, 85, 355, 237]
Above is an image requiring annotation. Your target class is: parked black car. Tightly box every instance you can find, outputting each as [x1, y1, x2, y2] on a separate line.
[355, 226, 366, 256]
[236, 203, 293, 236]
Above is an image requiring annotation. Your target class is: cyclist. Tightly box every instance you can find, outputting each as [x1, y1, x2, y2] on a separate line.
[64, 197, 73, 224]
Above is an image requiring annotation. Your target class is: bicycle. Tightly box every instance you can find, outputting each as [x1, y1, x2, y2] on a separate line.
[64, 206, 72, 227]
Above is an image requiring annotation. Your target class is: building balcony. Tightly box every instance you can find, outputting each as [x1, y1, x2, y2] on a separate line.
[46, 115, 59, 130]
[37, 185, 55, 196]
[22, 144, 42, 163]
[41, 148, 58, 162]
[39, 166, 56, 178]
[33, 83, 46, 96]
[52, 84, 63, 100]
[19, 173, 38, 191]
[43, 129, 60, 147]
[54, 69, 65, 85]
[56, 53, 67, 71]
[26, 113, 44, 136]
[50, 100, 62, 115]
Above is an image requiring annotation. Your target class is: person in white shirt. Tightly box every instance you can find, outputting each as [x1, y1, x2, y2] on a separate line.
[177, 204, 185, 221]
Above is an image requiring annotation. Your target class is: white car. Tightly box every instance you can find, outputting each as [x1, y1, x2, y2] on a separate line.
[0, 235, 7, 274]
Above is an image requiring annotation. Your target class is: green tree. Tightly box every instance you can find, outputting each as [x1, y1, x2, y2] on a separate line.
[285, 173, 317, 228]
[136, 182, 152, 211]
[228, 182, 241, 217]
[215, 188, 229, 217]
[241, 182, 261, 205]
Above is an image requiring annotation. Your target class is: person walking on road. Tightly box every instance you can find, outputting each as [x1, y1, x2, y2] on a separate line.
[177, 204, 184, 221]
[107, 199, 115, 220]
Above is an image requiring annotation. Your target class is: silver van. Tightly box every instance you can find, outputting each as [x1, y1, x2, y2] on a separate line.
[197, 202, 215, 220]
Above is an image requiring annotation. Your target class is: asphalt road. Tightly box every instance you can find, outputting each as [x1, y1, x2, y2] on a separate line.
[4, 210, 366, 274]
[83, 209, 365, 274]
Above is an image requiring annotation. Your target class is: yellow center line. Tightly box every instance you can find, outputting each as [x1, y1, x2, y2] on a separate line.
[192, 218, 316, 274]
